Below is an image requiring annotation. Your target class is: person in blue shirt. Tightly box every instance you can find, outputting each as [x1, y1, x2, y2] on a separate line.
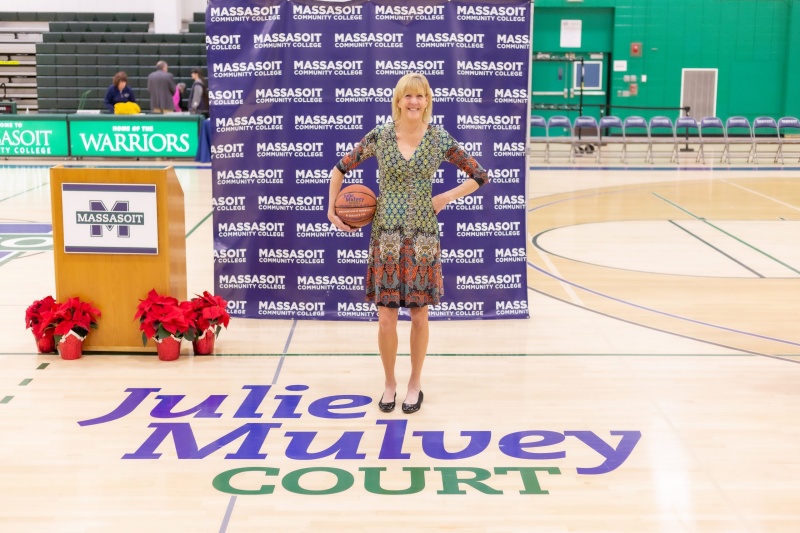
[103, 71, 136, 113]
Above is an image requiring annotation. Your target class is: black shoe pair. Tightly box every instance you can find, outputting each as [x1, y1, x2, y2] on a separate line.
[402, 391, 423, 414]
[378, 392, 396, 413]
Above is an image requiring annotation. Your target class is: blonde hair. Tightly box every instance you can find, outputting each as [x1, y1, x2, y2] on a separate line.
[392, 73, 433, 123]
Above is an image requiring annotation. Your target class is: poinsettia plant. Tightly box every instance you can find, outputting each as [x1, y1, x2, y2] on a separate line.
[187, 291, 230, 338]
[40, 296, 101, 343]
[25, 295, 59, 339]
[134, 289, 194, 346]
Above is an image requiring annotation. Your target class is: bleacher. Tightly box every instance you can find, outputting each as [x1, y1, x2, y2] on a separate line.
[0, 11, 207, 114]
[0, 12, 45, 112]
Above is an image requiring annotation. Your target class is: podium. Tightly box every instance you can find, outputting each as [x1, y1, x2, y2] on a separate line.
[50, 166, 187, 352]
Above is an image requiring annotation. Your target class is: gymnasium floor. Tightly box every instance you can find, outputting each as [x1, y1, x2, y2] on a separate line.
[1, 153, 799, 532]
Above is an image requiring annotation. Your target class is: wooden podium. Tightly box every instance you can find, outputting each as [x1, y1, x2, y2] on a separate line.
[50, 166, 186, 352]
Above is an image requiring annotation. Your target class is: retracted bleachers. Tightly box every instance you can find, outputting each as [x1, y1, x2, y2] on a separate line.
[33, 11, 206, 114]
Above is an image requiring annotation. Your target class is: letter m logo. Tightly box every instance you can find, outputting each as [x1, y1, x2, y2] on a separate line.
[90, 200, 130, 238]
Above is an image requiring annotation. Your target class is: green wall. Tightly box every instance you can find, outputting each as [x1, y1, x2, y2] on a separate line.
[534, 0, 800, 121]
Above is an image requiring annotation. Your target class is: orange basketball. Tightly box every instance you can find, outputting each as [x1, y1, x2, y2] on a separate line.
[335, 184, 377, 228]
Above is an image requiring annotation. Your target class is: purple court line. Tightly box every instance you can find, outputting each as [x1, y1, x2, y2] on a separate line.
[527, 184, 656, 214]
[219, 496, 237, 533]
[218, 318, 295, 531]
[527, 261, 800, 350]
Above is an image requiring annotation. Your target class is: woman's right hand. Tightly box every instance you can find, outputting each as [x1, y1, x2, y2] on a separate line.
[328, 211, 357, 233]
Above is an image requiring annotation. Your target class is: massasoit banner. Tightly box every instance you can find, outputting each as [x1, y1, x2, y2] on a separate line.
[207, 0, 532, 321]
[68, 117, 201, 158]
[0, 116, 69, 157]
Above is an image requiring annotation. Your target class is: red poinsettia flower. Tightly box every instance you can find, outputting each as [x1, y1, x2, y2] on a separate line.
[134, 289, 193, 346]
[25, 295, 59, 339]
[39, 296, 101, 342]
[188, 291, 230, 337]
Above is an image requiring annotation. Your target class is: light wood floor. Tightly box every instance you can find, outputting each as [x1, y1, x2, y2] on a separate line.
[1, 157, 799, 532]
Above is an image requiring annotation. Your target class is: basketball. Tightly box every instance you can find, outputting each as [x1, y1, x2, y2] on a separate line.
[335, 184, 377, 228]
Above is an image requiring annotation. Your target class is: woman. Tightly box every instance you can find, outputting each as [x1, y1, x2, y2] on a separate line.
[103, 71, 136, 113]
[328, 73, 489, 414]
[188, 68, 209, 117]
[173, 82, 186, 112]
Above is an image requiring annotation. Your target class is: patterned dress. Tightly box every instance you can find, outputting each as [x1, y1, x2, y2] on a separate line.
[336, 122, 489, 308]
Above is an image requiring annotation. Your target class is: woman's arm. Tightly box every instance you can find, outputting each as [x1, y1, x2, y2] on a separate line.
[432, 179, 480, 214]
[103, 86, 115, 113]
[433, 132, 489, 214]
[189, 84, 202, 111]
[327, 166, 355, 232]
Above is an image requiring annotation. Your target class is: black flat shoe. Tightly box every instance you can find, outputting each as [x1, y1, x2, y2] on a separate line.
[378, 392, 396, 413]
[402, 391, 423, 414]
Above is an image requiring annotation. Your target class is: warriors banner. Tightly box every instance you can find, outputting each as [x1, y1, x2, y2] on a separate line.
[206, 0, 531, 320]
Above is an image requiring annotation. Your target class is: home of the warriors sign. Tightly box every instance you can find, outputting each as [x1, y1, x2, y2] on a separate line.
[78, 384, 642, 496]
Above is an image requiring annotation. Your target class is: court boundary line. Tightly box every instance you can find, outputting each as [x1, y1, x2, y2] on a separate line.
[0, 183, 48, 204]
[667, 220, 765, 278]
[654, 192, 800, 275]
[530, 225, 787, 279]
[722, 179, 800, 212]
[527, 261, 800, 356]
[526, 287, 800, 364]
[186, 211, 213, 238]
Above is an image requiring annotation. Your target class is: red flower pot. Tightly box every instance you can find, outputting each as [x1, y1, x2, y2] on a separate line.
[58, 332, 84, 360]
[192, 328, 216, 355]
[35, 330, 56, 354]
[155, 336, 181, 361]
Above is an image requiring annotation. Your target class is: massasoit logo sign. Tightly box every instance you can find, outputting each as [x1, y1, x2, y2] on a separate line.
[69, 119, 199, 158]
[75, 201, 145, 238]
[78, 384, 641, 496]
[61, 183, 159, 254]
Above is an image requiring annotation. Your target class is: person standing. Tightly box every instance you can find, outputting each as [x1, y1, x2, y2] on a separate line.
[173, 82, 186, 112]
[188, 68, 209, 118]
[103, 71, 136, 113]
[146, 61, 176, 114]
[327, 73, 490, 414]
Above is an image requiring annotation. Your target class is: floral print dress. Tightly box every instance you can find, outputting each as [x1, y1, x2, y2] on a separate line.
[336, 122, 489, 308]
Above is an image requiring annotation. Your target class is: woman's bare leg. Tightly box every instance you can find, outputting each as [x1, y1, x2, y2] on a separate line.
[405, 306, 429, 405]
[377, 306, 399, 403]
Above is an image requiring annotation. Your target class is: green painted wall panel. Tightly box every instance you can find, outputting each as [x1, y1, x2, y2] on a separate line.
[533, 0, 799, 121]
[532, 8, 614, 52]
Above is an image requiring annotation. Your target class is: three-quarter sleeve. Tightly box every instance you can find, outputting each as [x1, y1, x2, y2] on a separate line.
[442, 130, 489, 187]
[335, 127, 379, 174]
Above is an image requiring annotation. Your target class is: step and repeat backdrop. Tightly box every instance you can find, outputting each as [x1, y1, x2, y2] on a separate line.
[206, 0, 532, 321]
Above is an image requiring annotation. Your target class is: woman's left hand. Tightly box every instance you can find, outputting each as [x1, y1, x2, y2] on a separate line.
[432, 194, 448, 215]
